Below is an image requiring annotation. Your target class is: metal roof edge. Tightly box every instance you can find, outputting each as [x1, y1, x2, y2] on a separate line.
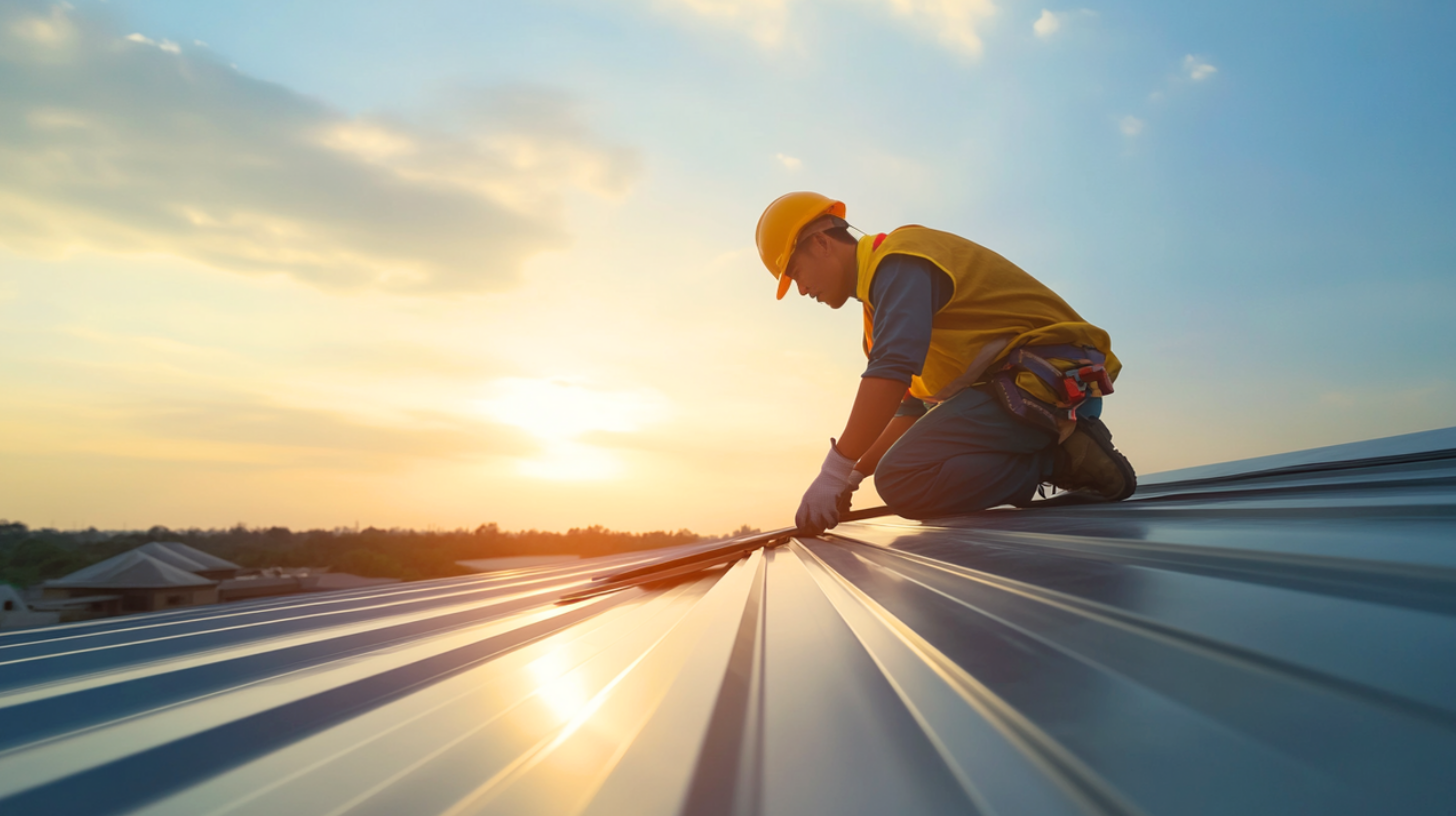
[1139, 425, 1456, 486]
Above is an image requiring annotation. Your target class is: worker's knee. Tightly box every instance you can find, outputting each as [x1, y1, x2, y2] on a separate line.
[875, 446, 1052, 520]
[872, 450, 938, 519]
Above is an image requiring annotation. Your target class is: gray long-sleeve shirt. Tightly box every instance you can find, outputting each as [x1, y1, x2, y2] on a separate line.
[862, 254, 953, 386]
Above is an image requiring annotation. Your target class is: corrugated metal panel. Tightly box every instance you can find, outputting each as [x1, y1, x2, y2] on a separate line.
[2, 429, 1454, 815]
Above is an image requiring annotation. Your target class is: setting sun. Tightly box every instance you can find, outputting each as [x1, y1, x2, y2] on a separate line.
[474, 378, 670, 480]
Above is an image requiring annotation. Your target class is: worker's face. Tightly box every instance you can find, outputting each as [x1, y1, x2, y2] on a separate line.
[785, 232, 853, 309]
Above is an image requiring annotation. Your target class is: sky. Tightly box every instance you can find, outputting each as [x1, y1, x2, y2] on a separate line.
[2, 0, 1454, 533]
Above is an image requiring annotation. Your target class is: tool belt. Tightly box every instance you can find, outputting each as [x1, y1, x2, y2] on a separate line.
[982, 344, 1114, 434]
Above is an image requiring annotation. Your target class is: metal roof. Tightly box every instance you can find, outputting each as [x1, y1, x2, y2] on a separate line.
[137, 541, 242, 573]
[2, 428, 1454, 815]
[42, 549, 218, 589]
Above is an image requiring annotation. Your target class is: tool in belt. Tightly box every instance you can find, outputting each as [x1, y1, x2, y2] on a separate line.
[984, 344, 1114, 434]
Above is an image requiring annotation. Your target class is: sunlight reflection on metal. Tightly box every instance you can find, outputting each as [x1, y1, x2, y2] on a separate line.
[526, 647, 597, 725]
[0, 429, 1453, 815]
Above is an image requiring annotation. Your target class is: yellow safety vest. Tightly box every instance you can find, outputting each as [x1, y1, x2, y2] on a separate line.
[855, 227, 1121, 405]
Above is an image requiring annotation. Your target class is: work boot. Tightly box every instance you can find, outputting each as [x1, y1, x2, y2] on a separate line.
[1049, 417, 1136, 501]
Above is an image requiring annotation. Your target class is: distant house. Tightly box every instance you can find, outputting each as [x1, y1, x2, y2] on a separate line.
[133, 541, 242, 581]
[0, 584, 59, 629]
[41, 549, 221, 619]
[33, 542, 398, 624]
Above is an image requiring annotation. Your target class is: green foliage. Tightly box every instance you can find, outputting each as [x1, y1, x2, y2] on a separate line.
[0, 518, 719, 587]
[0, 537, 87, 589]
[0, 521, 135, 589]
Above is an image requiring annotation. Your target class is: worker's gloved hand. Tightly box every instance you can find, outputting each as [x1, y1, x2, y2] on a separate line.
[796, 440, 857, 535]
[836, 470, 866, 515]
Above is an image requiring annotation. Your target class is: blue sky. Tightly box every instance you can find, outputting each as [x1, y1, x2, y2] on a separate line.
[2, 0, 1453, 531]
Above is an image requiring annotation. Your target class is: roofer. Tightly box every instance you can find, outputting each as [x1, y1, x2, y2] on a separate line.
[755, 192, 1136, 534]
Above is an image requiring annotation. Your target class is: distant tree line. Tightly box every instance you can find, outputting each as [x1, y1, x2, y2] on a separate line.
[0, 520, 759, 588]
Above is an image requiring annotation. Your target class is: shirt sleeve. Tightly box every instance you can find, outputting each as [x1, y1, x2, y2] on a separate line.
[863, 255, 954, 385]
[895, 394, 929, 418]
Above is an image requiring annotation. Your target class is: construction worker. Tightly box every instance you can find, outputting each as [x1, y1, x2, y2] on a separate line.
[755, 192, 1136, 534]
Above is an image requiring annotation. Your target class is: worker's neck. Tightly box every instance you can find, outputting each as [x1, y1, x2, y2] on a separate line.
[833, 240, 859, 299]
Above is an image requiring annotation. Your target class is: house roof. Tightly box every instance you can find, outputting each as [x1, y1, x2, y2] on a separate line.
[44, 550, 216, 589]
[1, 427, 1454, 815]
[136, 541, 240, 573]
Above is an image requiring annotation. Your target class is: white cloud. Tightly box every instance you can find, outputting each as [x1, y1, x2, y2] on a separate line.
[1032, 8, 1095, 40]
[884, 0, 997, 58]
[775, 152, 802, 169]
[125, 32, 182, 53]
[8, 1, 71, 45]
[1032, 9, 1059, 38]
[1184, 54, 1216, 81]
[653, 0, 996, 58]
[1119, 115, 1144, 136]
[657, 0, 791, 47]
[0, 2, 640, 293]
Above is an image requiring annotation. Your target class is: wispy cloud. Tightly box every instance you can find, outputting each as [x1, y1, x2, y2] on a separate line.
[884, 0, 997, 58]
[1032, 8, 1093, 40]
[125, 396, 533, 468]
[0, 2, 640, 293]
[124, 32, 180, 53]
[1138, 52, 1218, 123]
[1032, 9, 1060, 37]
[1183, 54, 1217, 81]
[1119, 115, 1145, 136]
[653, 0, 996, 58]
[6, 0, 70, 48]
[775, 152, 802, 169]
[657, 0, 792, 47]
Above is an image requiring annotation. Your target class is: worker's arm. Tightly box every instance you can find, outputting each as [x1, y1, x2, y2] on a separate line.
[854, 413, 919, 476]
[797, 257, 950, 533]
[798, 378, 905, 532]
[833, 376, 906, 461]
[835, 399, 921, 515]
[797, 376, 904, 533]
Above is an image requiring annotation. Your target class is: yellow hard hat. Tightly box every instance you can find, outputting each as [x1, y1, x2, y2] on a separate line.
[755, 192, 847, 300]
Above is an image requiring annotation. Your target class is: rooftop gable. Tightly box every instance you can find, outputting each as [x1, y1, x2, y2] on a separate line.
[47, 551, 215, 589]
[148, 541, 240, 571]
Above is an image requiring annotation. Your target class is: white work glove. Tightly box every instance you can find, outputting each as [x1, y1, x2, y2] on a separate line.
[836, 470, 867, 516]
[796, 439, 858, 535]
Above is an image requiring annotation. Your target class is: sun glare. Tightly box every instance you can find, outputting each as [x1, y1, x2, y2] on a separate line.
[476, 378, 669, 480]
[526, 649, 592, 725]
[520, 440, 622, 480]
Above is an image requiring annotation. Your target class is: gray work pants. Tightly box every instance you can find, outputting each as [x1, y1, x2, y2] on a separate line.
[875, 387, 1095, 519]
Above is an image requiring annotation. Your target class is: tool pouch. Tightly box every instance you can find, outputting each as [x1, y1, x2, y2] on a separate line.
[982, 345, 1113, 434]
